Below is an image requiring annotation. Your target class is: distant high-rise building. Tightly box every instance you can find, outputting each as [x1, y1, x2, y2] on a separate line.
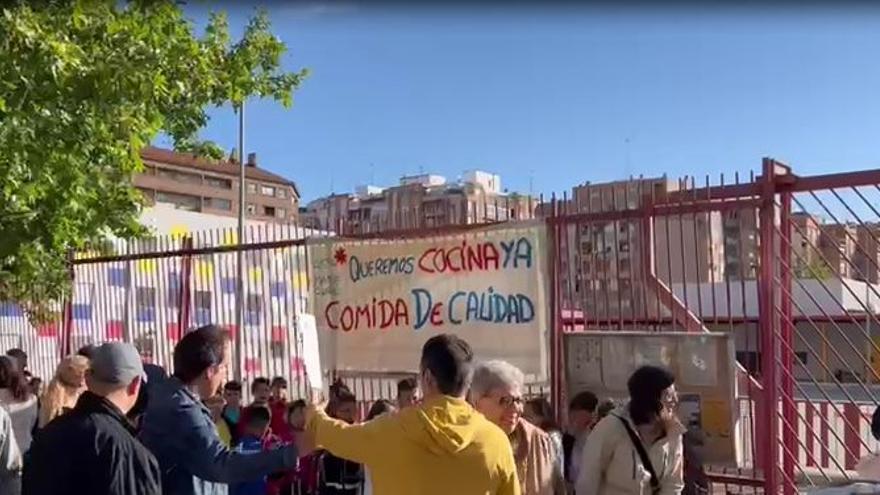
[300, 170, 535, 233]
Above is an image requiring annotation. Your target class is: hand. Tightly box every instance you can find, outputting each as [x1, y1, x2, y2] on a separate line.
[294, 427, 317, 456]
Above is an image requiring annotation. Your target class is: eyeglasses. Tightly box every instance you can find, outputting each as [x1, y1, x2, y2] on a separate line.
[495, 395, 524, 409]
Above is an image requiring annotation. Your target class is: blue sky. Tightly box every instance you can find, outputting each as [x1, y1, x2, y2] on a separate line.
[172, 3, 880, 202]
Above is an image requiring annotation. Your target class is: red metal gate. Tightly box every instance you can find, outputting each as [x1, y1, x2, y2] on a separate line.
[4, 159, 880, 493]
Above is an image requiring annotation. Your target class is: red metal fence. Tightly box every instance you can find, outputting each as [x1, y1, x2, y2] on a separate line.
[5, 159, 880, 492]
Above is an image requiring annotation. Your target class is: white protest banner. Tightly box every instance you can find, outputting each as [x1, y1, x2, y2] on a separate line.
[308, 222, 549, 378]
[296, 313, 323, 393]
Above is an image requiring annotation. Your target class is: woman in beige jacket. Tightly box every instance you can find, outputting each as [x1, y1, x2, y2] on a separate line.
[576, 366, 684, 495]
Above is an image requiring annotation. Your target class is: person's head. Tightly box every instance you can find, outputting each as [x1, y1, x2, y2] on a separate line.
[77, 344, 97, 360]
[396, 377, 419, 409]
[6, 348, 27, 372]
[568, 391, 599, 434]
[627, 365, 678, 426]
[328, 389, 357, 424]
[287, 399, 307, 430]
[597, 399, 617, 420]
[251, 377, 271, 405]
[0, 355, 28, 400]
[54, 355, 90, 391]
[243, 405, 271, 439]
[366, 399, 397, 421]
[172, 325, 230, 398]
[471, 360, 525, 435]
[270, 376, 288, 401]
[86, 342, 146, 415]
[223, 381, 242, 408]
[419, 334, 474, 400]
[524, 397, 559, 433]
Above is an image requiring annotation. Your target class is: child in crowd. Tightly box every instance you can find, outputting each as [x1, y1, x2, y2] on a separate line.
[269, 377, 290, 439]
[231, 406, 273, 495]
[317, 389, 363, 495]
[204, 394, 232, 447]
[269, 400, 314, 495]
[238, 378, 273, 439]
[222, 381, 243, 444]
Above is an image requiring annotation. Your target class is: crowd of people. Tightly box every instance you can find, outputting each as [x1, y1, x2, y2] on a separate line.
[0, 326, 700, 495]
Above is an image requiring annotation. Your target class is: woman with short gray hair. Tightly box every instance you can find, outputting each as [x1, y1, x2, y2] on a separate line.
[472, 360, 565, 495]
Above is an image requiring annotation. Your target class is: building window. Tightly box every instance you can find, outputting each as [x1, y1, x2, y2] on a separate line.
[155, 191, 201, 211]
[205, 198, 232, 211]
[247, 182, 257, 194]
[176, 171, 203, 185]
[261, 185, 276, 196]
[276, 188, 287, 199]
[205, 176, 232, 189]
[276, 207, 287, 219]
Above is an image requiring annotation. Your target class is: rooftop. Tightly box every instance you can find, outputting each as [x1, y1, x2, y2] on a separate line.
[140, 146, 300, 197]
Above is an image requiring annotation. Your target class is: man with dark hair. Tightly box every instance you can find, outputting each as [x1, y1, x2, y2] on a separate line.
[305, 334, 519, 495]
[24, 342, 160, 495]
[395, 377, 419, 409]
[562, 391, 598, 486]
[77, 344, 98, 360]
[5, 349, 28, 378]
[140, 325, 301, 495]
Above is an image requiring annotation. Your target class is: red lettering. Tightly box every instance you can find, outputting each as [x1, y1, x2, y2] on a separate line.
[432, 249, 446, 272]
[340, 306, 354, 332]
[483, 243, 500, 270]
[355, 304, 372, 328]
[419, 249, 436, 273]
[394, 298, 409, 327]
[380, 300, 396, 328]
[466, 242, 484, 270]
[446, 246, 462, 272]
[430, 302, 444, 326]
[325, 301, 339, 330]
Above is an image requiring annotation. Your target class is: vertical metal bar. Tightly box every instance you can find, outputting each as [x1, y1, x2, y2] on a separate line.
[705, 176, 719, 325]
[548, 193, 562, 420]
[691, 178, 704, 320]
[779, 185, 796, 495]
[611, 185, 624, 329]
[758, 158, 780, 493]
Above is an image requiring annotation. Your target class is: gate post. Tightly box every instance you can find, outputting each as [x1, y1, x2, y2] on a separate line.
[779, 173, 796, 495]
[758, 158, 780, 493]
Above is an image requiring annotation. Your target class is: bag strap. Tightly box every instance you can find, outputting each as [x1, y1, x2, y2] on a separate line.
[616, 415, 661, 495]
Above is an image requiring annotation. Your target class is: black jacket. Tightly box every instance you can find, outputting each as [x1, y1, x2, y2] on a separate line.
[22, 391, 161, 495]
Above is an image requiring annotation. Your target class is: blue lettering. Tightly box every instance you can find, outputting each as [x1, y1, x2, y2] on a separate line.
[514, 238, 533, 269]
[449, 291, 466, 325]
[411, 288, 433, 330]
[466, 292, 480, 321]
[517, 294, 535, 322]
[500, 240, 515, 268]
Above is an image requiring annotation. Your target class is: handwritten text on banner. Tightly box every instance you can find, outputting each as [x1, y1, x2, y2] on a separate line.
[308, 223, 549, 377]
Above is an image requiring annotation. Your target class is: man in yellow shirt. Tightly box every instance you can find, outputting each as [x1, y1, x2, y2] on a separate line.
[306, 334, 520, 495]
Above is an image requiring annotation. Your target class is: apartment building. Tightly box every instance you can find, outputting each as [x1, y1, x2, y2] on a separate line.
[135, 147, 300, 223]
[301, 170, 535, 232]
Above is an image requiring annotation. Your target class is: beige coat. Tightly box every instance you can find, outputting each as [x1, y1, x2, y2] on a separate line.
[575, 408, 684, 495]
[512, 419, 565, 495]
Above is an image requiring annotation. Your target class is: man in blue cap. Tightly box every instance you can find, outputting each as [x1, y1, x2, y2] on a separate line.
[23, 342, 160, 495]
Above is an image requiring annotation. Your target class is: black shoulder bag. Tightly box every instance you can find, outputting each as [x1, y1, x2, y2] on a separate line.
[616, 416, 661, 495]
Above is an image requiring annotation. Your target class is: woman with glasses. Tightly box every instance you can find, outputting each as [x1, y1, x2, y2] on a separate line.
[472, 360, 565, 495]
[576, 365, 685, 495]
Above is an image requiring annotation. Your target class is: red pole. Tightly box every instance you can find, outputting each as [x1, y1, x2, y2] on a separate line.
[758, 158, 780, 493]
[62, 251, 75, 357]
[780, 180, 796, 495]
[178, 236, 194, 336]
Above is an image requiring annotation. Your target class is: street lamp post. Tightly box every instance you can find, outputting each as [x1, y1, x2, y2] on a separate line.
[235, 101, 246, 382]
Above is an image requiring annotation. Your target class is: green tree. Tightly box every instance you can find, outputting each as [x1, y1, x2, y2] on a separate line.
[0, 1, 307, 321]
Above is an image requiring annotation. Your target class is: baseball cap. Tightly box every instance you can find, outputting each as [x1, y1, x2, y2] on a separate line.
[90, 342, 147, 385]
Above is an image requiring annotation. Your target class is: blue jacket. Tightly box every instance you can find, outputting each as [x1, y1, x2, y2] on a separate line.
[230, 436, 268, 495]
[140, 377, 296, 495]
